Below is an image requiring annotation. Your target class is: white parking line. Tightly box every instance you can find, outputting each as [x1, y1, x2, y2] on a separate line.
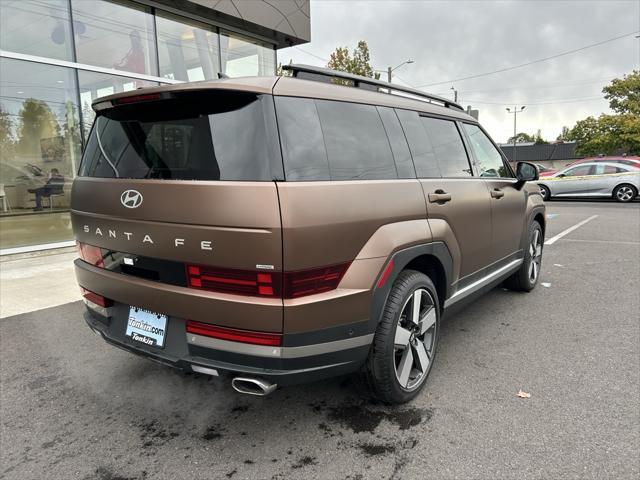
[545, 215, 599, 245]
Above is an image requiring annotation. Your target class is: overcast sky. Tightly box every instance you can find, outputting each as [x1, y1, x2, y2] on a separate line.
[279, 0, 640, 143]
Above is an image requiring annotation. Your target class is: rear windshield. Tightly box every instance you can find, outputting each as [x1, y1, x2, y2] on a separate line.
[79, 91, 281, 181]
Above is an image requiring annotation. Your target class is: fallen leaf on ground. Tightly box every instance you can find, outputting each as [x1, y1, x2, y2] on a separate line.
[541, 282, 551, 287]
[553, 264, 564, 268]
[516, 390, 531, 398]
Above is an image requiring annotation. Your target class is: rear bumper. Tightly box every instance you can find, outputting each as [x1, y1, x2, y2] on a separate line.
[83, 303, 371, 386]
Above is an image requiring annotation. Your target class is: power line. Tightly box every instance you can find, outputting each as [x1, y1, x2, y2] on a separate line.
[464, 95, 604, 106]
[292, 46, 330, 64]
[416, 30, 639, 88]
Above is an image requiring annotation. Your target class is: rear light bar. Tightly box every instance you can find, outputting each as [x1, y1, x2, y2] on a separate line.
[186, 320, 282, 346]
[80, 287, 113, 308]
[77, 242, 104, 268]
[185, 262, 350, 299]
[112, 93, 162, 105]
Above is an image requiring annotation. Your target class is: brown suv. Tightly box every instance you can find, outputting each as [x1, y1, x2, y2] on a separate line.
[73, 64, 545, 404]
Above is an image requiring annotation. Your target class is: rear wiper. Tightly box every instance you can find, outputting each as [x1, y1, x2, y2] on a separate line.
[95, 117, 120, 178]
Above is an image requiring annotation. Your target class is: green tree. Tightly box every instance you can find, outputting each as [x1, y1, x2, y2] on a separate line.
[0, 106, 14, 160]
[327, 40, 380, 79]
[15, 98, 61, 157]
[564, 72, 640, 155]
[603, 70, 639, 115]
[507, 132, 535, 143]
[556, 126, 571, 142]
[533, 129, 548, 145]
[566, 114, 640, 156]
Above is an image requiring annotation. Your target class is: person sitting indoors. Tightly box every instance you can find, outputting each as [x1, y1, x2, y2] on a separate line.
[28, 168, 65, 211]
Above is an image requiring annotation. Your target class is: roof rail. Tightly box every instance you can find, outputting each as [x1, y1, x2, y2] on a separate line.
[282, 63, 464, 111]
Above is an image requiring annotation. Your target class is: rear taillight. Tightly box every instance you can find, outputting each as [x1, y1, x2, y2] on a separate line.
[185, 262, 350, 299]
[186, 265, 282, 298]
[77, 242, 104, 268]
[186, 321, 282, 346]
[80, 287, 113, 308]
[283, 263, 351, 298]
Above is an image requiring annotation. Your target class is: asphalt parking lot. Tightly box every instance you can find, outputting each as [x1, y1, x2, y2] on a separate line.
[1, 200, 639, 480]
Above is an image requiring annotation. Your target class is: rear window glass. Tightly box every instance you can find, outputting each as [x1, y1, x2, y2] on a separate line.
[79, 92, 280, 181]
[395, 109, 440, 178]
[420, 117, 472, 177]
[314, 99, 397, 181]
[276, 97, 403, 181]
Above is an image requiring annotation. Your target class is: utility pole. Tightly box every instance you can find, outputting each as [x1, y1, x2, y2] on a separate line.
[506, 106, 526, 163]
[386, 59, 414, 83]
[450, 86, 458, 103]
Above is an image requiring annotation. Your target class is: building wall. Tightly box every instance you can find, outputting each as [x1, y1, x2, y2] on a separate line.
[0, 0, 299, 253]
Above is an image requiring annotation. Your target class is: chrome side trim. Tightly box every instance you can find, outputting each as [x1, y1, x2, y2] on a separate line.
[186, 332, 374, 358]
[444, 258, 523, 308]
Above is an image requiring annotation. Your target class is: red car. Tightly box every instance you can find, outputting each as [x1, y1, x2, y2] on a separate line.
[565, 156, 640, 169]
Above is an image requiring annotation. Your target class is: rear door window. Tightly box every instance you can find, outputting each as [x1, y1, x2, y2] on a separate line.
[420, 117, 472, 177]
[276, 97, 407, 181]
[395, 109, 440, 178]
[79, 92, 281, 181]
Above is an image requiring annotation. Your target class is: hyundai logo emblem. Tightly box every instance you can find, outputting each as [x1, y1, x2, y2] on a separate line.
[120, 190, 143, 209]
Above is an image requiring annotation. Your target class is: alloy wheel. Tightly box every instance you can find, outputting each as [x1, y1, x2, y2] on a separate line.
[394, 289, 437, 391]
[616, 186, 634, 202]
[528, 228, 543, 283]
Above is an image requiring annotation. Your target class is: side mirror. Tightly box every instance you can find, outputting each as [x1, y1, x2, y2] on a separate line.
[515, 162, 539, 188]
[557, 173, 566, 178]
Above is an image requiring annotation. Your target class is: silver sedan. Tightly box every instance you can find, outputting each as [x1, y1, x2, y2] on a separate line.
[537, 162, 640, 203]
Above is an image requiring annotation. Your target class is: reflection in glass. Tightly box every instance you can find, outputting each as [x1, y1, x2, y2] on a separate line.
[220, 31, 275, 77]
[0, 58, 80, 249]
[78, 71, 158, 139]
[156, 13, 220, 82]
[71, 0, 157, 76]
[0, 0, 74, 61]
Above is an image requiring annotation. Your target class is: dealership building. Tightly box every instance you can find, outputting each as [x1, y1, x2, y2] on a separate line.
[0, 0, 310, 254]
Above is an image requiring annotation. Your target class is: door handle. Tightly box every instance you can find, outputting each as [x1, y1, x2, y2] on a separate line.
[490, 188, 505, 199]
[428, 190, 452, 203]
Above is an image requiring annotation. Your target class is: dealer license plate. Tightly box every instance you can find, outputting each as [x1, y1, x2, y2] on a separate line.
[125, 307, 168, 348]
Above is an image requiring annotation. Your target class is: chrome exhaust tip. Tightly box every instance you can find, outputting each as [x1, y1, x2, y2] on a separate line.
[232, 377, 277, 396]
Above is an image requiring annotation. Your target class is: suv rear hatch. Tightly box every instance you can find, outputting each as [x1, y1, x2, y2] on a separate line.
[72, 86, 285, 332]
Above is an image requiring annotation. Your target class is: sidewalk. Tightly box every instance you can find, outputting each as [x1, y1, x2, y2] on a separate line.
[0, 247, 80, 318]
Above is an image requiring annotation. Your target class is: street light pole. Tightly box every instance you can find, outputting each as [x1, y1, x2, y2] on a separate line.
[387, 59, 414, 83]
[506, 106, 526, 163]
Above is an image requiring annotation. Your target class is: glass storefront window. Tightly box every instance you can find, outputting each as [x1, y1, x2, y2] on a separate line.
[0, 58, 81, 249]
[71, 0, 157, 76]
[0, 0, 74, 61]
[78, 71, 158, 139]
[220, 31, 276, 77]
[156, 13, 220, 82]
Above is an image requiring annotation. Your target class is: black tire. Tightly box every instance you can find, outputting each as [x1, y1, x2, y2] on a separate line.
[363, 270, 440, 404]
[538, 184, 550, 201]
[504, 221, 543, 292]
[613, 184, 637, 203]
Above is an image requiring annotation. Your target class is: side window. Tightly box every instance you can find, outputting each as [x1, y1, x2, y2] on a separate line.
[596, 164, 624, 174]
[395, 109, 440, 178]
[275, 97, 330, 181]
[315, 100, 397, 180]
[563, 165, 592, 177]
[420, 117, 472, 177]
[377, 106, 415, 178]
[462, 123, 512, 178]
